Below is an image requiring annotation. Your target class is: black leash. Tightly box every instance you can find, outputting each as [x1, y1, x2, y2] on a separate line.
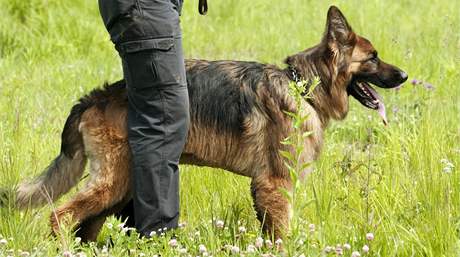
[198, 0, 208, 15]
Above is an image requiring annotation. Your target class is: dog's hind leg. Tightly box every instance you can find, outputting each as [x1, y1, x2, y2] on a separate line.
[251, 174, 291, 240]
[75, 214, 107, 242]
[74, 197, 133, 242]
[50, 116, 131, 238]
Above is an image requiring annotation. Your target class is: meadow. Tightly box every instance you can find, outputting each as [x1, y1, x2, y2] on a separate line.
[0, 0, 459, 256]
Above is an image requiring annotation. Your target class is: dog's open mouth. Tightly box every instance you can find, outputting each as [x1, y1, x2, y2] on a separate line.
[347, 81, 388, 125]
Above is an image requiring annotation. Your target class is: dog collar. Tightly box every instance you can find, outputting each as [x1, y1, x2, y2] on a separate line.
[289, 66, 302, 83]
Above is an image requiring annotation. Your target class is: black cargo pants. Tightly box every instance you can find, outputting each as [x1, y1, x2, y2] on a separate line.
[98, 0, 189, 236]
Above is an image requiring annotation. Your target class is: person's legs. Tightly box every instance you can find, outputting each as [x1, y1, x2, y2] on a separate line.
[98, 0, 189, 236]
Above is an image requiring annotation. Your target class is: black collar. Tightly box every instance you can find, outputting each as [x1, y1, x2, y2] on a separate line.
[288, 66, 302, 83]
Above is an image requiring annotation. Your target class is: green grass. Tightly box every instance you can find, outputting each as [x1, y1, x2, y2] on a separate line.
[0, 0, 459, 256]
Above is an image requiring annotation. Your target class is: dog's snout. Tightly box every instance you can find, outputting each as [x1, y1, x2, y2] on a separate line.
[399, 71, 408, 82]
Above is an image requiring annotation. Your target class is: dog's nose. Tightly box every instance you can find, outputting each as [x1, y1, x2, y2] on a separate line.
[400, 71, 408, 82]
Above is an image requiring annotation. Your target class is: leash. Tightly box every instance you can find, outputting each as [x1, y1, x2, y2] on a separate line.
[198, 0, 208, 15]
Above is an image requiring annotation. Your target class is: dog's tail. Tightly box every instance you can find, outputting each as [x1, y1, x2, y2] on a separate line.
[14, 98, 91, 209]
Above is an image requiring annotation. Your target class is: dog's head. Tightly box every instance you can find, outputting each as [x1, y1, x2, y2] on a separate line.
[325, 6, 407, 124]
[287, 6, 408, 124]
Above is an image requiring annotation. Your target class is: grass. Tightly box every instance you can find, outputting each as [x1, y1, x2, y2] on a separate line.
[0, 0, 459, 256]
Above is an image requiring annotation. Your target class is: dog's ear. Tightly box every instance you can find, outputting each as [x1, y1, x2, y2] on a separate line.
[323, 6, 355, 48]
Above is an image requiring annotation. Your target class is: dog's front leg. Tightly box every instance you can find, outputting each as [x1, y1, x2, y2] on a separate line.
[251, 174, 292, 240]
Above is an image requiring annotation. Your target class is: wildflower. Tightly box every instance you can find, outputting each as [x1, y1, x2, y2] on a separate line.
[139, 253, 146, 257]
[362, 245, 369, 253]
[199, 244, 207, 253]
[178, 248, 187, 254]
[297, 239, 305, 245]
[423, 82, 434, 90]
[366, 233, 374, 241]
[255, 237, 264, 248]
[441, 159, 454, 173]
[62, 251, 73, 257]
[168, 238, 178, 248]
[75, 237, 81, 244]
[231, 246, 240, 254]
[238, 226, 247, 233]
[149, 231, 157, 237]
[265, 239, 273, 249]
[335, 246, 343, 255]
[19, 251, 30, 257]
[351, 251, 361, 257]
[410, 78, 420, 85]
[308, 223, 315, 233]
[247, 244, 256, 253]
[215, 220, 224, 229]
[324, 245, 333, 253]
[0, 238, 7, 246]
[275, 238, 282, 246]
[343, 243, 351, 250]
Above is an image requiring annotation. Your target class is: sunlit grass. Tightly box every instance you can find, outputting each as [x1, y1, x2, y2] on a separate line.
[0, 0, 459, 256]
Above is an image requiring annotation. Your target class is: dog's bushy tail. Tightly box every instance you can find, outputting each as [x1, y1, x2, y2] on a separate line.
[14, 99, 90, 209]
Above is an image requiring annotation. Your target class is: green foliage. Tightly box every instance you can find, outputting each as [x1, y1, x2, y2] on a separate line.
[0, 0, 459, 256]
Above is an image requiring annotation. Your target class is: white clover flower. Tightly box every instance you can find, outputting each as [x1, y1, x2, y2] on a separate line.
[62, 251, 73, 257]
[199, 244, 207, 253]
[265, 239, 273, 249]
[0, 238, 7, 246]
[178, 248, 187, 254]
[247, 244, 256, 253]
[343, 243, 351, 250]
[324, 245, 333, 253]
[308, 223, 315, 232]
[366, 233, 374, 241]
[149, 231, 157, 237]
[335, 244, 343, 255]
[76, 252, 87, 257]
[19, 251, 30, 257]
[230, 246, 240, 254]
[275, 238, 282, 246]
[255, 237, 264, 248]
[139, 253, 146, 257]
[362, 245, 369, 253]
[351, 251, 361, 257]
[238, 226, 247, 233]
[168, 238, 178, 247]
[215, 220, 224, 229]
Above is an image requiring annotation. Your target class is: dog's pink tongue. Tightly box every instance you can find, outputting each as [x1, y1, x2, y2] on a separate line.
[366, 84, 388, 125]
[378, 101, 388, 126]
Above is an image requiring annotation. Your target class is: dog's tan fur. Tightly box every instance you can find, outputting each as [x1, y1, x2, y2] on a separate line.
[11, 6, 407, 241]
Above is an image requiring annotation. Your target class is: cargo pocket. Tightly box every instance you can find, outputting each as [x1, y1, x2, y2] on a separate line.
[121, 37, 186, 90]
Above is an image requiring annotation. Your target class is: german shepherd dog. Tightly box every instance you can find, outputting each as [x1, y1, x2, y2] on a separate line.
[10, 6, 407, 241]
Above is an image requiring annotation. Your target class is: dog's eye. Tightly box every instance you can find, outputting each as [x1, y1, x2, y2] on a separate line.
[369, 57, 378, 63]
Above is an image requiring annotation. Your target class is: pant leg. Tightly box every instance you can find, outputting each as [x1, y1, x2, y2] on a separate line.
[98, 0, 189, 236]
